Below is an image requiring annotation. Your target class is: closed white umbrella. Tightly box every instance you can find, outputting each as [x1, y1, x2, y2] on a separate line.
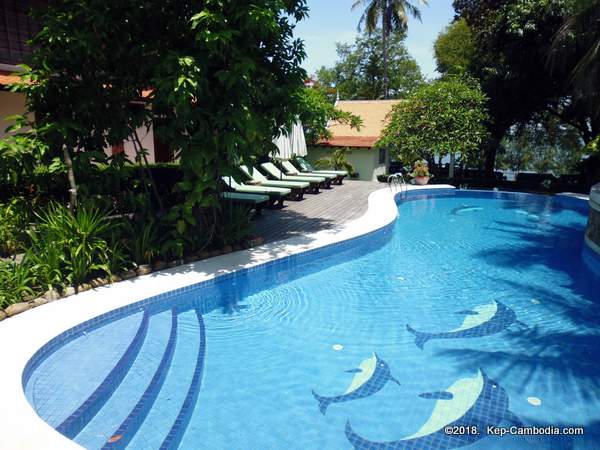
[290, 121, 308, 157]
[273, 129, 292, 159]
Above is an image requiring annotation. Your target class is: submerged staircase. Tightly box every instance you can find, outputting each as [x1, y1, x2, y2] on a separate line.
[37, 306, 207, 450]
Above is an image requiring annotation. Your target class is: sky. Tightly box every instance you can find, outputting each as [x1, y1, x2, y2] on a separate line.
[294, 0, 456, 79]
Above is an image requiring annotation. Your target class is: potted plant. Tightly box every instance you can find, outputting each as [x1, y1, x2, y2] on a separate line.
[410, 161, 430, 185]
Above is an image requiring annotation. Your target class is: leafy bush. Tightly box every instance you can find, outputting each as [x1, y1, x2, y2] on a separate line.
[0, 260, 36, 308]
[0, 197, 31, 256]
[122, 217, 163, 266]
[410, 161, 430, 178]
[28, 203, 115, 287]
[314, 148, 355, 175]
[378, 76, 489, 166]
[215, 203, 254, 247]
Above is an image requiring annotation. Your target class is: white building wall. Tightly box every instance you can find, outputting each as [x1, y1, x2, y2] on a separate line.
[118, 126, 156, 163]
[0, 91, 28, 139]
[0, 91, 158, 164]
[307, 146, 385, 182]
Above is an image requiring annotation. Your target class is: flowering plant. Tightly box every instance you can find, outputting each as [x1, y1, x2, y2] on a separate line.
[410, 161, 430, 178]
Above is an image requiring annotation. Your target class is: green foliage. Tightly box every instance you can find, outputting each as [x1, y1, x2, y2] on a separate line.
[353, 0, 426, 33]
[0, 129, 61, 201]
[123, 218, 163, 266]
[28, 203, 114, 287]
[434, 19, 475, 75]
[18, 0, 309, 242]
[315, 30, 423, 100]
[378, 77, 489, 165]
[454, 0, 599, 171]
[549, 0, 600, 125]
[409, 160, 430, 178]
[215, 203, 254, 247]
[583, 134, 600, 154]
[498, 117, 585, 174]
[0, 197, 31, 256]
[314, 148, 356, 174]
[298, 88, 362, 144]
[352, 0, 427, 97]
[0, 260, 36, 308]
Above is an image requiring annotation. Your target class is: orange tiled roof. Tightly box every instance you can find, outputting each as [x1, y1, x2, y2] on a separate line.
[0, 71, 21, 86]
[319, 136, 379, 148]
[0, 72, 153, 100]
[318, 99, 402, 149]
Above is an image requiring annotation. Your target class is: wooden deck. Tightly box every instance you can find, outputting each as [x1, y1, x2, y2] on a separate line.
[257, 180, 382, 243]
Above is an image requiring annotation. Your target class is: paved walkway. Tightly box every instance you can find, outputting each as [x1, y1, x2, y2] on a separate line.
[258, 180, 382, 243]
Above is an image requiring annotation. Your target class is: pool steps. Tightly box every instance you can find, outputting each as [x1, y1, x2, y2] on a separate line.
[160, 308, 206, 450]
[59, 306, 207, 449]
[75, 309, 173, 448]
[125, 309, 200, 449]
[57, 311, 150, 439]
[101, 309, 178, 449]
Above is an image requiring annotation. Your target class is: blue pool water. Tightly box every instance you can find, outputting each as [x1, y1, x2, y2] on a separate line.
[24, 190, 600, 449]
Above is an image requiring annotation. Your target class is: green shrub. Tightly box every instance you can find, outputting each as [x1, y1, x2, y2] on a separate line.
[314, 148, 355, 175]
[122, 217, 164, 266]
[0, 197, 31, 256]
[215, 202, 254, 247]
[28, 203, 115, 287]
[0, 260, 36, 308]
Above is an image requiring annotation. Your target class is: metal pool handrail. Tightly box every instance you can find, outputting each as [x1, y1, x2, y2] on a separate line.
[388, 172, 407, 199]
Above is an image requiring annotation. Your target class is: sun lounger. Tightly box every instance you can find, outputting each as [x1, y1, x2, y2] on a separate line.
[221, 176, 290, 208]
[260, 162, 325, 193]
[239, 165, 308, 200]
[221, 192, 270, 216]
[280, 160, 337, 187]
[292, 157, 347, 184]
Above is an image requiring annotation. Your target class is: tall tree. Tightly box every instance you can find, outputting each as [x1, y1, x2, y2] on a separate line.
[315, 30, 423, 100]
[352, 0, 427, 98]
[297, 88, 362, 144]
[549, 0, 600, 126]
[377, 76, 489, 176]
[454, 0, 598, 174]
[433, 19, 475, 76]
[498, 116, 585, 174]
[17, 0, 308, 247]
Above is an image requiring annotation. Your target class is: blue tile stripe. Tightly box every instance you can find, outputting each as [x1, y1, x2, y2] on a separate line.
[160, 306, 206, 450]
[102, 309, 178, 450]
[56, 310, 150, 439]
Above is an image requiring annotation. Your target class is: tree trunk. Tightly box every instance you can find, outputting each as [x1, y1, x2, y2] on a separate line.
[449, 152, 455, 179]
[382, 9, 389, 100]
[132, 129, 165, 214]
[484, 127, 506, 176]
[62, 146, 77, 213]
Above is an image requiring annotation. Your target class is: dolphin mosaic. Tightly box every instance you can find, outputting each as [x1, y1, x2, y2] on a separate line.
[516, 209, 542, 222]
[451, 205, 483, 215]
[312, 353, 400, 415]
[346, 369, 524, 449]
[406, 301, 523, 349]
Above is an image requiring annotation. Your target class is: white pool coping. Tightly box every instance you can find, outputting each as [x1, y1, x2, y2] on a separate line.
[0, 184, 454, 450]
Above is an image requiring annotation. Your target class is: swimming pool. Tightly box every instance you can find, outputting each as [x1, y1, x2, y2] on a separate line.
[22, 189, 600, 449]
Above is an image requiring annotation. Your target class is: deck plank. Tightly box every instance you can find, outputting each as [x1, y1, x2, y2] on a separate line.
[258, 180, 382, 243]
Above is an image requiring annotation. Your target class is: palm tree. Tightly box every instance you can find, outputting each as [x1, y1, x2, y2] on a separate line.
[352, 0, 427, 99]
[549, 0, 600, 121]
